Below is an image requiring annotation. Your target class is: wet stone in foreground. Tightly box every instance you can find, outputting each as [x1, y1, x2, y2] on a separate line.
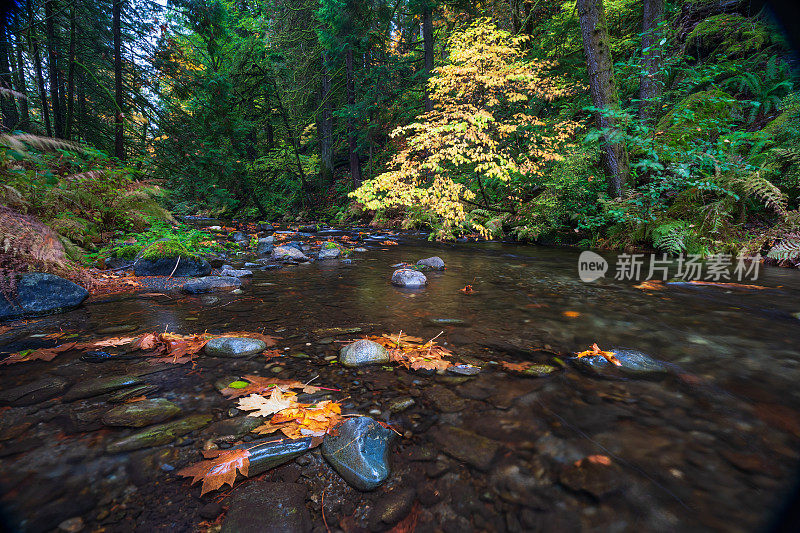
[205, 337, 267, 357]
[322, 416, 395, 491]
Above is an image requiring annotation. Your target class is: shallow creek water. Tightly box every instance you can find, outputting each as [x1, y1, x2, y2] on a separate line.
[2, 231, 800, 532]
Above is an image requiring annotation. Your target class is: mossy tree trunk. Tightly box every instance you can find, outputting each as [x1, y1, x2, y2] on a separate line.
[577, 0, 630, 197]
[639, 0, 664, 125]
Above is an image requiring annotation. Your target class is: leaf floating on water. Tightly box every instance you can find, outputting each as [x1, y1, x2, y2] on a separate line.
[575, 343, 621, 366]
[562, 311, 581, 318]
[177, 448, 251, 495]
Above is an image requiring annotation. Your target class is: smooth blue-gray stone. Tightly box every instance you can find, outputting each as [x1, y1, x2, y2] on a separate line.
[205, 337, 267, 357]
[322, 416, 395, 491]
[391, 268, 427, 288]
[339, 340, 389, 367]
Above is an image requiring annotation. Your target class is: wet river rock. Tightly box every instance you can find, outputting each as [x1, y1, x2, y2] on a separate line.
[572, 348, 670, 379]
[134, 256, 212, 277]
[339, 339, 389, 367]
[63, 375, 143, 401]
[391, 268, 427, 288]
[205, 337, 267, 357]
[0, 376, 69, 406]
[105, 414, 212, 452]
[220, 268, 253, 278]
[0, 273, 88, 320]
[416, 256, 446, 271]
[102, 398, 181, 427]
[322, 416, 395, 491]
[220, 482, 311, 533]
[183, 276, 242, 294]
[317, 245, 341, 260]
[272, 246, 308, 262]
[431, 425, 502, 472]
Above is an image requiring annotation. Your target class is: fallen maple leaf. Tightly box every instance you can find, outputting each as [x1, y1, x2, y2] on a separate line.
[254, 400, 343, 439]
[574, 343, 621, 366]
[94, 337, 136, 347]
[220, 375, 320, 398]
[1, 341, 79, 365]
[237, 389, 298, 417]
[177, 448, 250, 495]
[369, 332, 454, 371]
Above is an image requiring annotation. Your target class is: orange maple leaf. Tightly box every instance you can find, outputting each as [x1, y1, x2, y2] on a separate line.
[177, 448, 251, 495]
[574, 343, 621, 366]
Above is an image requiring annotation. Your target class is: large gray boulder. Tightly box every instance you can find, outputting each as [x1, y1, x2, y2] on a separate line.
[416, 256, 445, 270]
[183, 276, 242, 294]
[339, 339, 389, 367]
[256, 236, 275, 255]
[272, 246, 308, 262]
[391, 269, 427, 288]
[0, 273, 88, 320]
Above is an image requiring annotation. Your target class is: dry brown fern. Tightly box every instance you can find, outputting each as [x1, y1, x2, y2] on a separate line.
[0, 206, 92, 297]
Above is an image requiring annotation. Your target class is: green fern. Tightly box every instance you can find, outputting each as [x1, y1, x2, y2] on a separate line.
[767, 233, 800, 260]
[652, 220, 690, 255]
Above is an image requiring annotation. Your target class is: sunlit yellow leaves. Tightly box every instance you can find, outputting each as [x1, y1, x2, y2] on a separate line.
[350, 19, 579, 234]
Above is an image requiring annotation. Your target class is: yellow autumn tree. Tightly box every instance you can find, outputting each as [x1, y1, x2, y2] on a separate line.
[350, 19, 579, 238]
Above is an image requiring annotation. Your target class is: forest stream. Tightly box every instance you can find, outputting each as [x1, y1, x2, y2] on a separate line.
[2, 227, 800, 532]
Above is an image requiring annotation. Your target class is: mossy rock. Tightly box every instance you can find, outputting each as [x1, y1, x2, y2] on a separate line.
[113, 244, 142, 260]
[686, 14, 772, 60]
[655, 89, 736, 156]
[759, 98, 800, 143]
[140, 239, 196, 260]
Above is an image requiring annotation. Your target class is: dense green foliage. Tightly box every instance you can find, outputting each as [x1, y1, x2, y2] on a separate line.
[1, 0, 799, 263]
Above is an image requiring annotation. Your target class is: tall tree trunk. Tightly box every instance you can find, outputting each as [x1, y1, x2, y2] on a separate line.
[45, 0, 63, 138]
[345, 47, 362, 188]
[113, 0, 124, 159]
[639, 0, 664, 125]
[576, 0, 629, 197]
[13, 26, 30, 130]
[31, 38, 51, 136]
[422, 3, 434, 112]
[65, 0, 76, 139]
[317, 52, 333, 185]
[0, 27, 20, 130]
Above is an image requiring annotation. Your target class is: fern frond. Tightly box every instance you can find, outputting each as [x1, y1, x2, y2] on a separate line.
[767, 233, 800, 260]
[0, 134, 87, 154]
[740, 170, 788, 217]
[0, 86, 28, 101]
